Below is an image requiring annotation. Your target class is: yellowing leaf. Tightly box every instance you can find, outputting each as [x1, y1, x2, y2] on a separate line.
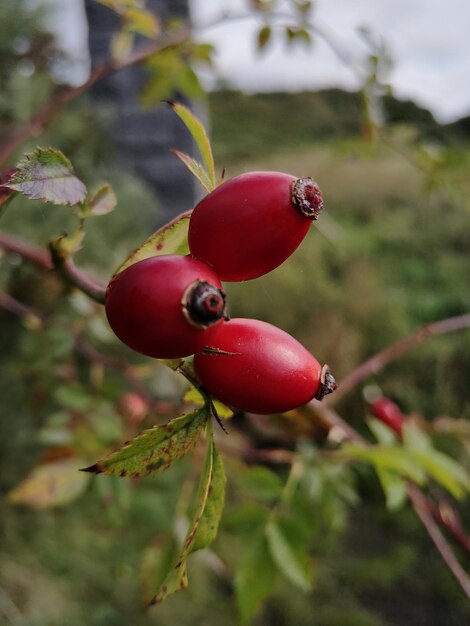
[170, 149, 213, 193]
[87, 183, 117, 216]
[125, 7, 160, 38]
[168, 101, 216, 191]
[8, 459, 91, 509]
[82, 408, 209, 477]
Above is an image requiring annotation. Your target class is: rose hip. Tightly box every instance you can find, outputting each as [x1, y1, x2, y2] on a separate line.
[105, 255, 227, 359]
[194, 318, 336, 414]
[188, 171, 324, 281]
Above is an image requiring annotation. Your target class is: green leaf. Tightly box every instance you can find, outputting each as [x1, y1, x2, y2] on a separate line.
[82, 408, 209, 477]
[86, 183, 117, 216]
[239, 466, 283, 502]
[410, 449, 470, 499]
[190, 439, 225, 553]
[402, 422, 432, 451]
[150, 429, 226, 604]
[168, 101, 216, 191]
[3, 148, 86, 206]
[342, 444, 426, 485]
[367, 417, 399, 446]
[222, 503, 268, 534]
[235, 533, 277, 624]
[113, 210, 190, 276]
[266, 517, 313, 592]
[376, 467, 407, 511]
[170, 149, 213, 193]
[140, 534, 180, 605]
[257, 25, 272, 50]
[8, 459, 91, 509]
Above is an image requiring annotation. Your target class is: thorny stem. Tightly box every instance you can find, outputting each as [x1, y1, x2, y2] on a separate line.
[407, 483, 470, 600]
[310, 400, 470, 598]
[0, 230, 106, 304]
[55, 255, 106, 305]
[327, 313, 470, 404]
[0, 290, 44, 327]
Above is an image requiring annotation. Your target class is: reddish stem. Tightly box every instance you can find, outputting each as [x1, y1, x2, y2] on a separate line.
[0, 230, 53, 269]
[0, 29, 190, 167]
[328, 313, 470, 404]
[407, 483, 470, 600]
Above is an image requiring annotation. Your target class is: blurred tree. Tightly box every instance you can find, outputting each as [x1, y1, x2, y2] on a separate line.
[84, 0, 197, 224]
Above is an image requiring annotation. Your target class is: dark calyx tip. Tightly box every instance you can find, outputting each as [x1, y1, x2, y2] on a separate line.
[80, 463, 101, 473]
[315, 364, 338, 401]
[184, 280, 227, 329]
[292, 177, 324, 220]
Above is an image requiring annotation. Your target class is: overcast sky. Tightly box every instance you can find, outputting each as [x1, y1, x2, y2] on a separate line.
[54, 0, 470, 123]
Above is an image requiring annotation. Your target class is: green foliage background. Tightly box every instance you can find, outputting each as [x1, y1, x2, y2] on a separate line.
[0, 2, 469, 625]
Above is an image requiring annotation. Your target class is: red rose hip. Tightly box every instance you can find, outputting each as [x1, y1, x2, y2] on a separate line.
[194, 318, 336, 414]
[370, 397, 404, 437]
[105, 255, 227, 359]
[188, 171, 324, 281]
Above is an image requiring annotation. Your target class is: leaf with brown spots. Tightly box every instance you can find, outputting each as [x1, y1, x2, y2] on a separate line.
[149, 428, 226, 605]
[82, 408, 209, 477]
[113, 210, 191, 276]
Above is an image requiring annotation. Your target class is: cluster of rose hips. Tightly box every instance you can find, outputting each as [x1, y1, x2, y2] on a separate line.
[105, 171, 337, 414]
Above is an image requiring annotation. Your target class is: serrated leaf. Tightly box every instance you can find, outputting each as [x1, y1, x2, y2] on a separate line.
[87, 183, 117, 216]
[4, 148, 86, 206]
[171, 149, 212, 193]
[168, 101, 216, 191]
[257, 25, 272, 50]
[82, 408, 209, 477]
[266, 517, 313, 591]
[8, 459, 91, 509]
[113, 211, 190, 276]
[151, 429, 225, 604]
[235, 533, 276, 624]
[376, 467, 407, 511]
[410, 449, 470, 499]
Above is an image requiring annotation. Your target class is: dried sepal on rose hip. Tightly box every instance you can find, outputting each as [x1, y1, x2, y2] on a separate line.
[188, 171, 324, 281]
[193, 318, 336, 415]
[105, 255, 227, 359]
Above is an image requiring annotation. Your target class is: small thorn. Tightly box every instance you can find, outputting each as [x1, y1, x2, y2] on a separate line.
[210, 400, 229, 434]
[161, 99, 175, 108]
